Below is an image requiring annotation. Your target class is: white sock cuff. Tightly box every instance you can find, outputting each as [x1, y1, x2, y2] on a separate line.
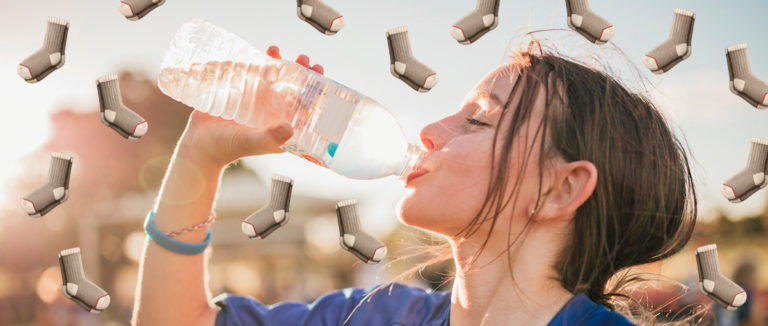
[271, 174, 293, 184]
[97, 74, 119, 84]
[751, 137, 768, 146]
[52, 152, 73, 161]
[673, 8, 695, 18]
[60, 247, 80, 256]
[336, 198, 358, 208]
[727, 43, 747, 54]
[48, 17, 70, 27]
[386, 26, 408, 37]
[696, 244, 717, 254]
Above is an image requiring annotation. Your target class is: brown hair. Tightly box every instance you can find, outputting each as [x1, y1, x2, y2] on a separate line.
[345, 39, 704, 325]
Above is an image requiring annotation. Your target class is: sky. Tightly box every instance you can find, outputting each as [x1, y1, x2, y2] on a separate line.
[1, 0, 767, 231]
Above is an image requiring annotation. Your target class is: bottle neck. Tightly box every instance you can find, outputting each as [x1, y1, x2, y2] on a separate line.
[397, 143, 425, 181]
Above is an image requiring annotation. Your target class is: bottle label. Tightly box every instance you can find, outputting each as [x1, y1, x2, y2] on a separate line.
[313, 92, 355, 142]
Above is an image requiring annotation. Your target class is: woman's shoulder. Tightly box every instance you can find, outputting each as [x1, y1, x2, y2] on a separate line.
[213, 282, 451, 326]
[548, 293, 637, 326]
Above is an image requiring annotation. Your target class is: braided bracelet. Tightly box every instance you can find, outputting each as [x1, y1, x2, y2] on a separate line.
[166, 212, 217, 237]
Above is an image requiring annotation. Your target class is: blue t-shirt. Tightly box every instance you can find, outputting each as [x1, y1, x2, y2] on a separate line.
[213, 282, 636, 325]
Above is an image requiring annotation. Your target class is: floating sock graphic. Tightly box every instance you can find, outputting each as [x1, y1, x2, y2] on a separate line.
[59, 248, 110, 313]
[695, 244, 747, 311]
[386, 26, 438, 93]
[96, 74, 148, 140]
[336, 199, 387, 264]
[450, 0, 500, 45]
[17, 17, 69, 83]
[119, 0, 166, 21]
[643, 8, 695, 74]
[296, 0, 344, 35]
[564, 0, 614, 44]
[241, 174, 293, 239]
[21, 152, 73, 217]
[721, 137, 768, 202]
[726, 43, 768, 108]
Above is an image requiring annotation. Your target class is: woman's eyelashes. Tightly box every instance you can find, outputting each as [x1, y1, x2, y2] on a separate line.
[465, 117, 490, 127]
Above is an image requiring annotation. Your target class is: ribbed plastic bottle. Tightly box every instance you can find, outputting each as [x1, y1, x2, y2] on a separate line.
[157, 19, 423, 180]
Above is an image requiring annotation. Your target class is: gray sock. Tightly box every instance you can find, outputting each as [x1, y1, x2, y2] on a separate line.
[242, 175, 293, 239]
[336, 199, 387, 264]
[726, 43, 768, 108]
[96, 74, 148, 140]
[386, 26, 438, 93]
[119, 0, 166, 21]
[59, 248, 110, 313]
[450, 0, 500, 45]
[565, 0, 614, 44]
[644, 8, 695, 74]
[17, 17, 69, 83]
[721, 137, 768, 202]
[695, 244, 747, 310]
[297, 0, 345, 35]
[21, 152, 73, 217]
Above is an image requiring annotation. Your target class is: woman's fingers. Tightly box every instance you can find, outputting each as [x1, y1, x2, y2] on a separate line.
[311, 64, 324, 75]
[266, 47, 324, 75]
[267, 45, 281, 59]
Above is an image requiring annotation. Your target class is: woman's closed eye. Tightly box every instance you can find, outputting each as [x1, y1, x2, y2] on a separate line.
[465, 117, 490, 127]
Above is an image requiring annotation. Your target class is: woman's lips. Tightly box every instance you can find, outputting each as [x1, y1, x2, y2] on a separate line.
[405, 169, 428, 186]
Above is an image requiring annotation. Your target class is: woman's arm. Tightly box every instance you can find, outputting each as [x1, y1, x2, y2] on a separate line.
[131, 127, 225, 326]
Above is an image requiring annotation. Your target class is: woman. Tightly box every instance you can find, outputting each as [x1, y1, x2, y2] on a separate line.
[131, 42, 697, 325]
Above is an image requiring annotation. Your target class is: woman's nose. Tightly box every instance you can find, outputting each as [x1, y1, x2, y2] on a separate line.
[419, 122, 443, 151]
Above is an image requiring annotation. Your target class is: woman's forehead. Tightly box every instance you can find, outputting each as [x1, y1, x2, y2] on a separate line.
[472, 64, 520, 105]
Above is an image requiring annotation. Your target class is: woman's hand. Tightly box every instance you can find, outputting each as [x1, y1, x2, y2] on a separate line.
[179, 45, 325, 168]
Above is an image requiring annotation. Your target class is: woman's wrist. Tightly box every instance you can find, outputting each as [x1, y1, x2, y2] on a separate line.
[177, 129, 227, 171]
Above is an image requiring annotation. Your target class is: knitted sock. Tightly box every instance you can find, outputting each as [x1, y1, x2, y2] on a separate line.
[721, 137, 768, 202]
[21, 152, 73, 217]
[450, 0, 500, 45]
[296, 0, 345, 35]
[119, 0, 166, 21]
[386, 26, 438, 93]
[241, 175, 293, 239]
[336, 199, 387, 264]
[726, 43, 768, 108]
[644, 9, 695, 74]
[17, 17, 69, 83]
[695, 244, 747, 311]
[564, 0, 614, 44]
[96, 74, 148, 140]
[59, 248, 110, 313]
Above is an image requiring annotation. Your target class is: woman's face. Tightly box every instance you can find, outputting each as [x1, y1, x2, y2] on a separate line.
[397, 64, 549, 237]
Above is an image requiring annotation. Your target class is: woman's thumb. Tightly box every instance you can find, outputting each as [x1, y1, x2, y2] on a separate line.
[242, 123, 294, 155]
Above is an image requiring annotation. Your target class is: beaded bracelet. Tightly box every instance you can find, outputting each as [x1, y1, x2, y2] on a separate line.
[166, 212, 217, 237]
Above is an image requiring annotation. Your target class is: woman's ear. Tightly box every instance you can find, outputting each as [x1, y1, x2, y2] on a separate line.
[533, 160, 597, 221]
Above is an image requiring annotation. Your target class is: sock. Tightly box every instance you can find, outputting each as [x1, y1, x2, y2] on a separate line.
[450, 0, 500, 45]
[241, 174, 293, 239]
[386, 26, 439, 93]
[695, 244, 747, 310]
[59, 247, 110, 313]
[21, 152, 73, 217]
[296, 0, 345, 35]
[721, 137, 768, 202]
[119, 0, 166, 21]
[643, 8, 695, 74]
[726, 43, 768, 108]
[96, 74, 148, 140]
[17, 17, 69, 83]
[565, 0, 614, 44]
[336, 199, 387, 264]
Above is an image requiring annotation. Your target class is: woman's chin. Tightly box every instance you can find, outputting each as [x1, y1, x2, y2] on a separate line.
[395, 194, 421, 227]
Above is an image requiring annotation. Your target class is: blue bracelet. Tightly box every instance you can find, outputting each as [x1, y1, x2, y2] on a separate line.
[144, 210, 211, 255]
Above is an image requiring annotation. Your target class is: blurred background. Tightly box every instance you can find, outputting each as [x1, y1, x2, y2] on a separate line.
[0, 0, 766, 325]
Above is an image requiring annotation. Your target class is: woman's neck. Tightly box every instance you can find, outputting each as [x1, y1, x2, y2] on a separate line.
[448, 227, 574, 325]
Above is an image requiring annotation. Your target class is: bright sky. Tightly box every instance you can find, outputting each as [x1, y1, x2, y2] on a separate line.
[1, 0, 767, 229]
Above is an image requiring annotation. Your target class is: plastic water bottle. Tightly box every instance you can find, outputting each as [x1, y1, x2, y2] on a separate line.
[157, 19, 423, 180]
